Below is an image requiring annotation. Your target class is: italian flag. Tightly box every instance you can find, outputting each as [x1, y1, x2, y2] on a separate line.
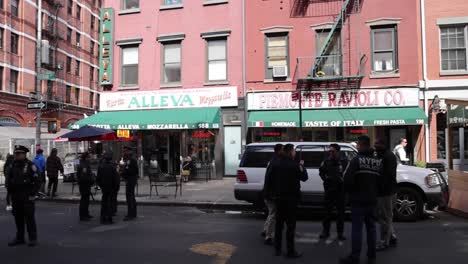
[255, 121, 264, 127]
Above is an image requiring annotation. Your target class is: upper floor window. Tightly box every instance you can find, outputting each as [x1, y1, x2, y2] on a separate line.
[76, 5, 81, 19]
[9, 70, 18, 93]
[90, 92, 94, 108]
[265, 34, 289, 79]
[76, 32, 81, 47]
[162, 42, 181, 85]
[11, 33, 19, 54]
[75, 88, 80, 105]
[75, 60, 80, 76]
[163, 0, 182, 5]
[0, 28, 3, 49]
[66, 57, 72, 73]
[90, 67, 94, 81]
[371, 26, 398, 72]
[67, 28, 72, 43]
[90, 40, 94, 55]
[67, 0, 73, 15]
[315, 29, 342, 76]
[207, 39, 227, 82]
[91, 15, 95, 30]
[121, 46, 139, 87]
[440, 26, 467, 72]
[0, 0, 4, 10]
[66, 85, 71, 103]
[11, 0, 18, 17]
[122, 0, 139, 10]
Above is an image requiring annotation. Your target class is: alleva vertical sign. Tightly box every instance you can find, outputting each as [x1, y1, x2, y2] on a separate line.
[99, 8, 114, 86]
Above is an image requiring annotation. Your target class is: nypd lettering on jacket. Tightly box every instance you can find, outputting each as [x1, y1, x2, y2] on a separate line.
[358, 157, 383, 172]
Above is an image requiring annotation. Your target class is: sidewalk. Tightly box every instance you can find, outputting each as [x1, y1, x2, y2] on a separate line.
[42, 177, 252, 210]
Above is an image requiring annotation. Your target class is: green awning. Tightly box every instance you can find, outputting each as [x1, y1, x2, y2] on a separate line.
[70, 108, 221, 130]
[248, 107, 427, 128]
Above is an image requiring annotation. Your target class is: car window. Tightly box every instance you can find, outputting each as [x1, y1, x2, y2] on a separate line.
[341, 147, 357, 160]
[240, 146, 275, 168]
[296, 146, 326, 168]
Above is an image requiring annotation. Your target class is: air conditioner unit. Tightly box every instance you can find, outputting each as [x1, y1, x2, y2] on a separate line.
[76, 42, 81, 48]
[57, 62, 64, 70]
[272, 65, 288, 78]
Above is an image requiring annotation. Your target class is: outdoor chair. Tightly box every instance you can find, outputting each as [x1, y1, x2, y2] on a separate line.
[149, 171, 182, 198]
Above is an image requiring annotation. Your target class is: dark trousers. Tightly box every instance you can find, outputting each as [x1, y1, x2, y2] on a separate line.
[126, 181, 137, 217]
[47, 177, 58, 195]
[11, 197, 37, 241]
[100, 190, 113, 222]
[351, 205, 377, 260]
[6, 191, 11, 206]
[39, 172, 46, 193]
[322, 187, 345, 235]
[111, 187, 119, 215]
[79, 184, 91, 219]
[274, 199, 298, 254]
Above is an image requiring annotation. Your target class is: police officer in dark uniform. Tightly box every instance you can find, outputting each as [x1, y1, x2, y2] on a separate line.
[121, 146, 138, 221]
[7, 145, 41, 247]
[319, 143, 348, 241]
[97, 152, 119, 225]
[340, 136, 383, 264]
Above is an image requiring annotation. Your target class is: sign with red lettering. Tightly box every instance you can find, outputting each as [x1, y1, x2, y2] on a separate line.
[192, 130, 214, 138]
[247, 88, 419, 110]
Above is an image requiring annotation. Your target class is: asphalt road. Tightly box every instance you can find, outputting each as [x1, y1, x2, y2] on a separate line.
[0, 201, 467, 264]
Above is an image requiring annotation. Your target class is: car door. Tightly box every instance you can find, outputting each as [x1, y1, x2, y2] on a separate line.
[296, 145, 326, 206]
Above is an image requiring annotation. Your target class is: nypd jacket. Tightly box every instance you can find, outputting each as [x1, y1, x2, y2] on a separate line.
[319, 157, 349, 190]
[7, 159, 40, 197]
[344, 150, 383, 206]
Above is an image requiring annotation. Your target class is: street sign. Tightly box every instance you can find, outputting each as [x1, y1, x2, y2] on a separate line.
[38, 73, 55, 80]
[27, 101, 47, 110]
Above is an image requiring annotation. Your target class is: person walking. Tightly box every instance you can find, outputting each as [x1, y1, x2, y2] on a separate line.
[319, 143, 348, 241]
[375, 138, 398, 251]
[46, 148, 64, 198]
[77, 152, 94, 221]
[271, 144, 308, 258]
[262, 143, 283, 245]
[7, 145, 41, 247]
[33, 149, 46, 196]
[121, 146, 138, 221]
[393, 138, 409, 165]
[340, 136, 383, 264]
[4, 153, 14, 211]
[97, 152, 119, 225]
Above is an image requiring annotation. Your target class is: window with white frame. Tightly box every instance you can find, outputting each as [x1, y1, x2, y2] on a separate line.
[121, 46, 139, 86]
[207, 39, 227, 82]
[265, 34, 289, 79]
[11, 33, 18, 54]
[371, 26, 398, 72]
[122, 0, 139, 10]
[9, 70, 18, 93]
[76, 32, 81, 47]
[76, 5, 81, 19]
[440, 26, 467, 71]
[315, 29, 342, 76]
[162, 42, 181, 84]
[163, 0, 182, 5]
[11, 0, 18, 17]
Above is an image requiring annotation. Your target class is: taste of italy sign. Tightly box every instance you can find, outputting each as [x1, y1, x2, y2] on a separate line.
[99, 86, 238, 111]
[247, 88, 420, 110]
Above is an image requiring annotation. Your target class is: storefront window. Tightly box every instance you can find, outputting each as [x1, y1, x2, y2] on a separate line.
[185, 130, 217, 163]
[345, 127, 369, 142]
[437, 113, 447, 159]
[452, 130, 460, 159]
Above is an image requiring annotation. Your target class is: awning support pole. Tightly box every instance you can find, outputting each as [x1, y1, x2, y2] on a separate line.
[299, 89, 303, 140]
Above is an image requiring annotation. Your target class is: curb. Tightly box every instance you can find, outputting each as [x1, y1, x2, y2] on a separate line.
[38, 197, 255, 211]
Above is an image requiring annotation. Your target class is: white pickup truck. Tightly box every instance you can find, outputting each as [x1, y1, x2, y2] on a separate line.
[234, 142, 449, 221]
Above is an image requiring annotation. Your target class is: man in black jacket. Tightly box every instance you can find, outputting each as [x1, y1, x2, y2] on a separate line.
[77, 152, 94, 221]
[375, 138, 398, 251]
[121, 146, 138, 221]
[262, 143, 283, 245]
[340, 136, 383, 264]
[271, 144, 308, 258]
[7, 145, 41, 247]
[319, 143, 348, 241]
[97, 153, 119, 225]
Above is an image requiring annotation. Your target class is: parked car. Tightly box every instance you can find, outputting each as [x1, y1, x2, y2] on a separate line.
[234, 142, 449, 221]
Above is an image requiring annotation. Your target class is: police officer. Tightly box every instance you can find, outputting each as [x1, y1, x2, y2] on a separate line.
[97, 152, 119, 225]
[271, 144, 308, 258]
[7, 145, 41, 247]
[340, 136, 383, 264]
[319, 143, 348, 241]
[121, 146, 138, 221]
[77, 152, 94, 221]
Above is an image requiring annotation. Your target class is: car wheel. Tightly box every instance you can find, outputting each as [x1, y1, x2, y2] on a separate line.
[394, 187, 424, 222]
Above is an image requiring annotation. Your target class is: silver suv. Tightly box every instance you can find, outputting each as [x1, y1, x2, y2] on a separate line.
[234, 142, 448, 221]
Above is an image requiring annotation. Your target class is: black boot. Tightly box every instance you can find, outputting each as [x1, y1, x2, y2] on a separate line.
[8, 238, 26, 247]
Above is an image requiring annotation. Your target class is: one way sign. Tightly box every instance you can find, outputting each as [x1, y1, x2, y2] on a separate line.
[27, 101, 47, 110]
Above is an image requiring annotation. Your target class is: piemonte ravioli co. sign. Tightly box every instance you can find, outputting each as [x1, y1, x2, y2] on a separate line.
[100, 86, 238, 111]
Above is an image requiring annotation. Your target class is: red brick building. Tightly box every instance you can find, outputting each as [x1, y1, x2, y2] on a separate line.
[0, 0, 101, 129]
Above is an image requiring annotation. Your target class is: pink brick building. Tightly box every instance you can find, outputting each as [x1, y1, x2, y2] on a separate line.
[245, 0, 428, 163]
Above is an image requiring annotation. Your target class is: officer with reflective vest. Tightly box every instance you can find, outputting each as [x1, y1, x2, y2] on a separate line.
[7, 145, 41, 247]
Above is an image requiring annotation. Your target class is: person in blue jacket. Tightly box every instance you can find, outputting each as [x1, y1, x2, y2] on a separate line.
[33, 149, 46, 195]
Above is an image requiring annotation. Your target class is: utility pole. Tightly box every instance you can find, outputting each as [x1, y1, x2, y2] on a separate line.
[35, 0, 43, 151]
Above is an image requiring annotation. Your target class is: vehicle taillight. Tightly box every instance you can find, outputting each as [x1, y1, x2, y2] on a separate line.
[237, 170, 247, 183]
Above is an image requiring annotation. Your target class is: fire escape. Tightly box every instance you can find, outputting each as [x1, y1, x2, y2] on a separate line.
[42, 0, 65, 107]
[292, 0, 364, 90]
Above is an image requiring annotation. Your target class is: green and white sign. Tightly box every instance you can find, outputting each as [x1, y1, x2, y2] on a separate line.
[99, 8, 114, 86]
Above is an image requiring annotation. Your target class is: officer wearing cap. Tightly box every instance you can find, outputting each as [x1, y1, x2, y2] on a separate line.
[7, 145, 41, 247]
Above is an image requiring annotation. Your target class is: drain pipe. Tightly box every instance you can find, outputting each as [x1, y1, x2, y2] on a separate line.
[241, 0, 247, 150]
[421, 0, 430, 163]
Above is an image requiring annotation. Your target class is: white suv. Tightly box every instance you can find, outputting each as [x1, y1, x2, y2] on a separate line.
[234, 142, 448, 221]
